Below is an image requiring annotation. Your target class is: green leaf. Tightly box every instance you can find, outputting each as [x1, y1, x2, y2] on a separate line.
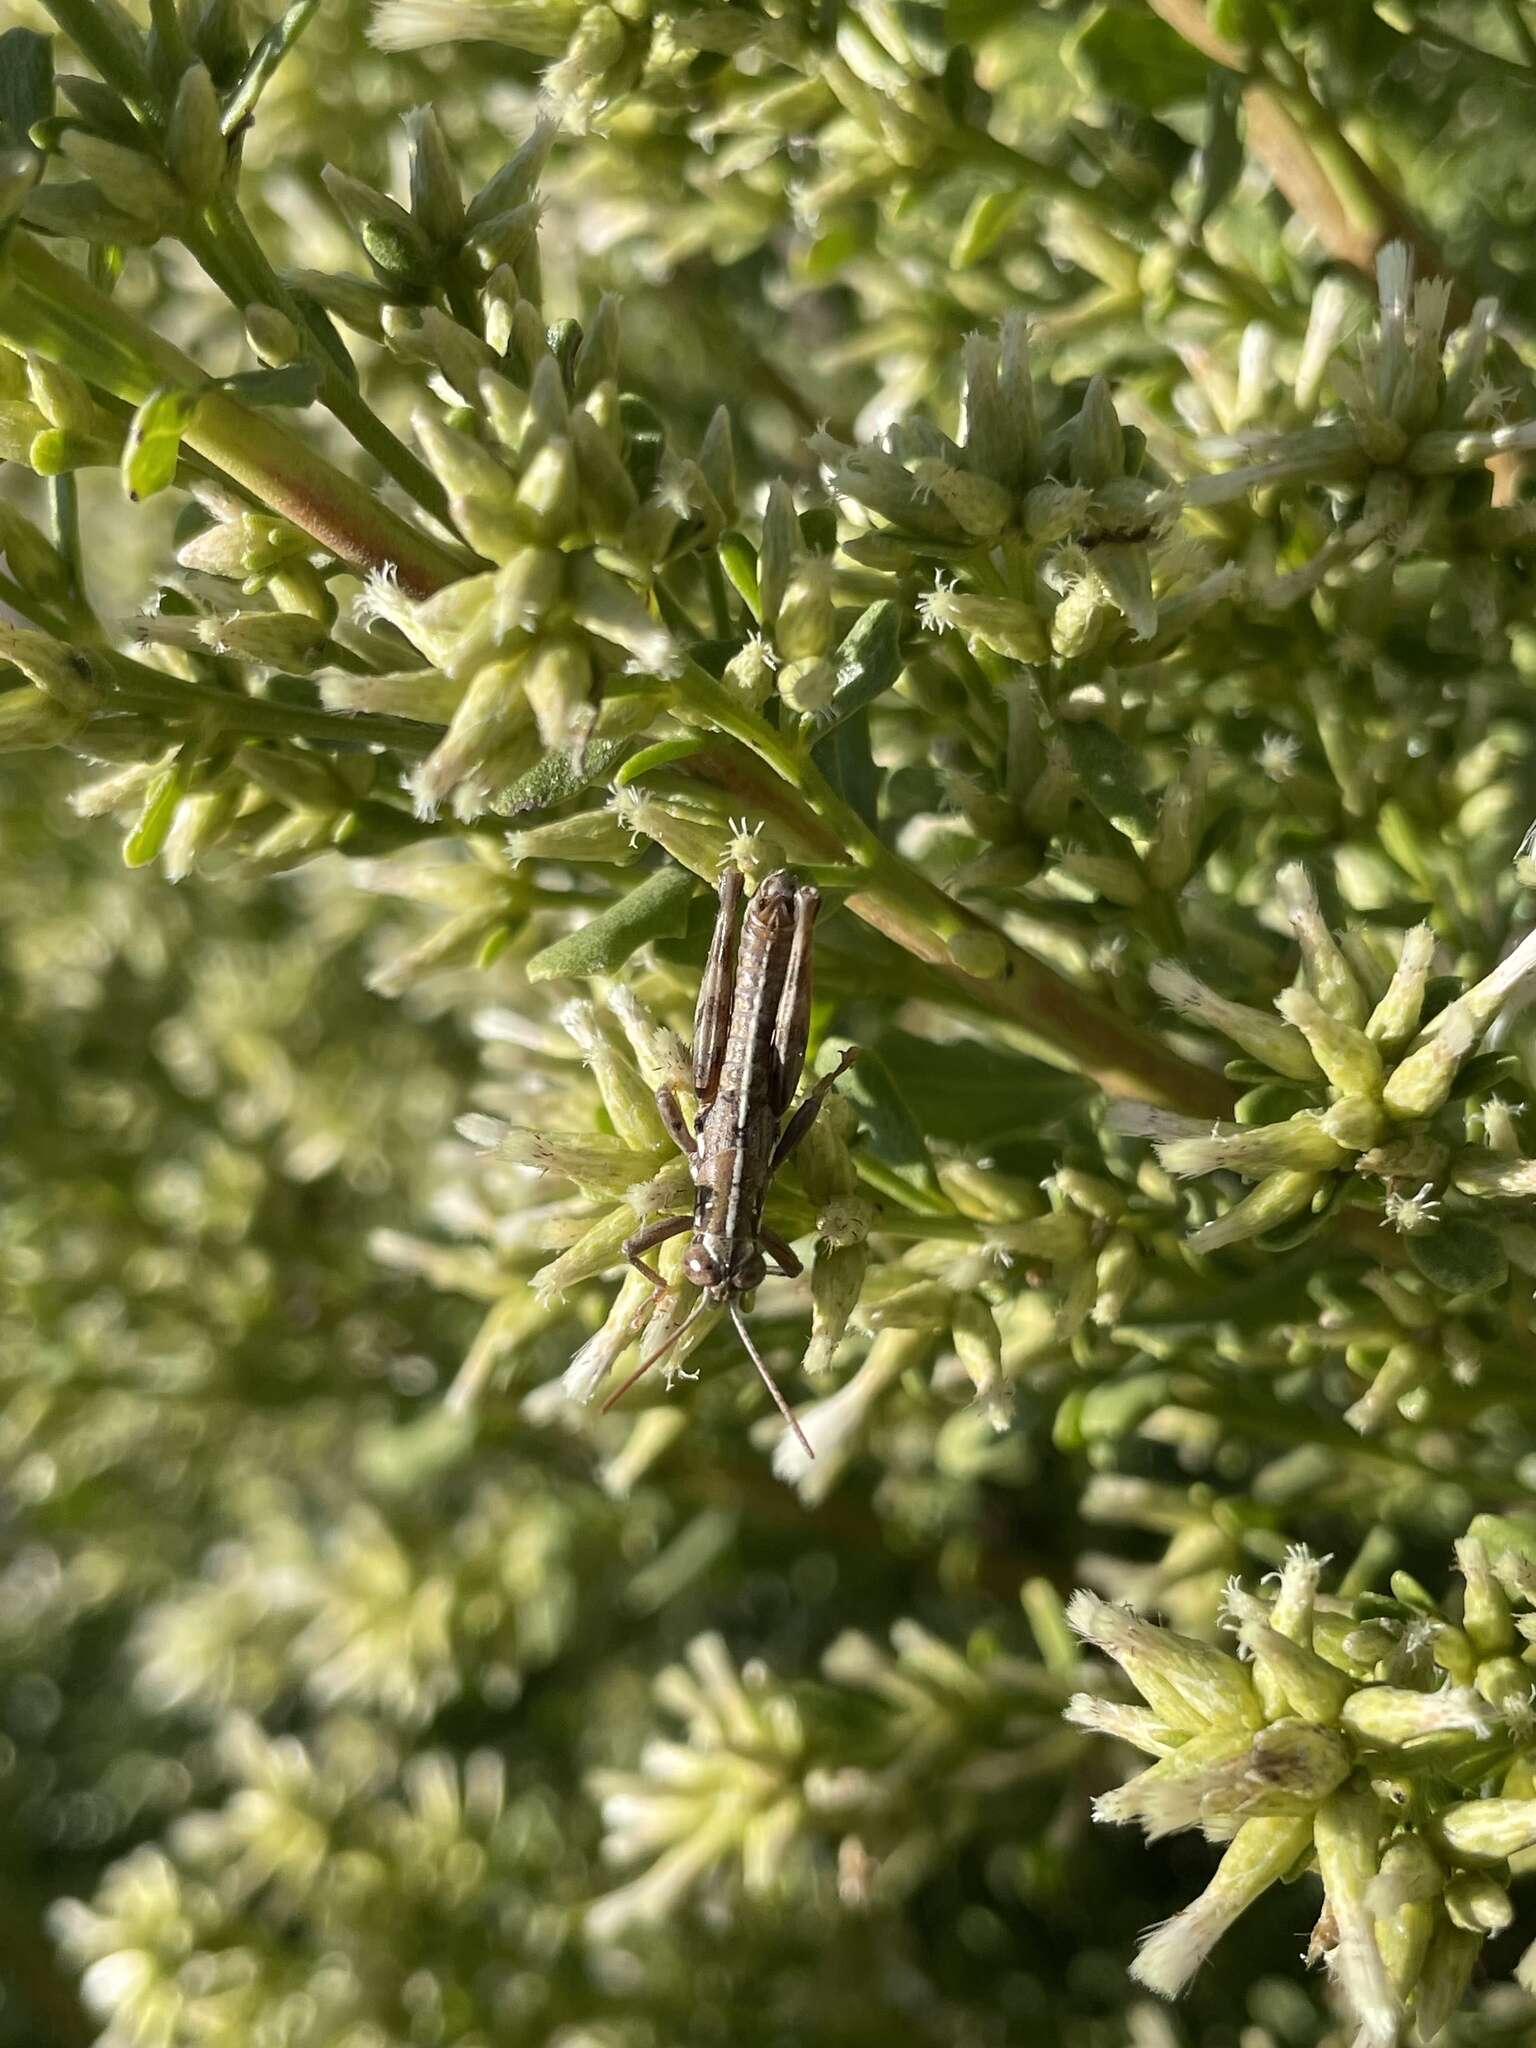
[833, 1040, 941, 1200]
[1192, 74, 1242, 231]
[871, 1029, 1090, 1146]
[1406, 1219, 1509, 1296]
[813, 704, 880, 835]
[490, 735, 631, 816]
[123, 758, 188, 867]
[1061, 716, 1157, 840]
[527, 864, 697, 982]
[823, 599, 904, 731]
[614, 738, 706, 787]
[121, 383, 201, 502]
[220, 0, 322, 134]
[1069, 6, 1209, 112]
[0, 28, 53, 149]
[945, 0, 1020, 41]
[951, 187, 1026, 270]
[218, 362, 322, 408]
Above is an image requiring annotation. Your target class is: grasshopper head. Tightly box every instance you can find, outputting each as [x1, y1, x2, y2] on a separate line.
[683, 1236, 766, 1299]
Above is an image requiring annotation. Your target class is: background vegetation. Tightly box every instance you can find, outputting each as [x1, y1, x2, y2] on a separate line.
[8, 2, 1536, 2043]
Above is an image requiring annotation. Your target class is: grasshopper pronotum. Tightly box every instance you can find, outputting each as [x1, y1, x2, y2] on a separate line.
[605, 866, 859, 1455]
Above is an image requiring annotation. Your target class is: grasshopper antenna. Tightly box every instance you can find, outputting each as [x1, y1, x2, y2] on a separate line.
[600, 1296, 709, 1415]
[730, 1301, 814, 1460]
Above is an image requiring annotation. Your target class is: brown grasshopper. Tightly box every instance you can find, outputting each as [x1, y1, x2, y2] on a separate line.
[604, 866, 858, 1455]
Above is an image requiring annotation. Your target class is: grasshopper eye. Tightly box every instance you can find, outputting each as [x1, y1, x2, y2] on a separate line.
[683, 1243, 725, 1290]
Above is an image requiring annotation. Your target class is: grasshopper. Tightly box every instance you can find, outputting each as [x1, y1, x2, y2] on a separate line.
[605, 866, 859, 1455]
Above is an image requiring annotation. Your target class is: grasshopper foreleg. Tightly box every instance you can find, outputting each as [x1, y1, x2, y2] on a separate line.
[623, 1213, 691, 1291]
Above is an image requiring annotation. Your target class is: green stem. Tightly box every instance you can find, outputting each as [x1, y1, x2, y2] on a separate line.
[194, 194, 458, 529]
[0, 237, 465, 597]
[100, 650, 440, 752]
[667, 671, 1233, 1116]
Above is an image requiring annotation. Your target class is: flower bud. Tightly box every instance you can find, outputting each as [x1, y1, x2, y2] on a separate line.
[1236, 1622, 1351, 1723]
[26, 353, 96, 437]
[1156, 1112, 1351, 1181]
[1277, 863, 1366, 1026]
[1455, 1537, 1515, 1656]
[405, 103, 464, 248]
[1342, 1683, 1494, 1748]
[1365, 924, 1435, 1048]
[167, 62, 226, 206]
[561, 1264, 659, 1404]
[559, 999, 662, 1150]
[505, 809, 638, 865]
[568, 556, 676, 676]
[804, 1242, 870, 1373]
[1412, 1918, 1482, 2047]
[196, 610, 330, 670]
[520, 636, 594, 751]
[911, 458, 1012, 538]
[945, 927, 1009, 980]
[775, 563, 837, 662]
[1108, 1719, 1351, 1842]
[1274, 988, 1383, 1098]
[1066, 1589, 1262, 1734]
[951, 1293, 1009, 1430]
[1149, 961, 1319, 1082]
[1313, 1787, 1402, 2048]
[244, 302, 302, 367]
[1187, 1171, 1325, 1253]
[1144, 754, 1206, 893]
[1070, 376, 1124, 486]
[1367, 1833, 1443, 1915]
[917, 578, 1048, 662]
[1444, 1872, 1512, 1935]
[1343, 1342, 1433, 1435]
[0, 686, 84, 751]
[58, 133, 186, 228]
[322, 165, 436, 290]
[0, 501, 71, 605]
[1131, 1815, 1313, 1998]
[1088, 542, 1157, 641]
[1434, 1797, 1536, 1862]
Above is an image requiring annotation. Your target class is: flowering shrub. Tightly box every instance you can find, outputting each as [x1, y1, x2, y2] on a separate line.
[8, 3, 1536, 2043]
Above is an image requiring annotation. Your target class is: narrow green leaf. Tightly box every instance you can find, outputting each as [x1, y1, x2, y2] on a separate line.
[834, 1040, 941, 1199]
[220, 0, 322, 134]
[871, 1030, 1090, 1146]
[614, 738, 706, 787]
[123, 758, 187, 866]
[121, 382, 200, 501]
[1406, 1219, 1509, 1296]
[1069, 6, 1209, 112]
[0, 28, 53, 147]
[813, 704, 880, 835]
[527, 864, 697, 982]
[823, 598, 904, 731]
[1061, 716, 1157, 840]
[489, 735, 631, 816]
[219, 362, 322, 408]
[1193, 74, 1242, 231]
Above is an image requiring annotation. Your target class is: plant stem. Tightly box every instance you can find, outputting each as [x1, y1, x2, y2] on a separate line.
[0, 237, 465, 597]
[1144, 0, 1467, 300]
[667, 671, 1233, 1116]
[191, 194, 458, 529]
